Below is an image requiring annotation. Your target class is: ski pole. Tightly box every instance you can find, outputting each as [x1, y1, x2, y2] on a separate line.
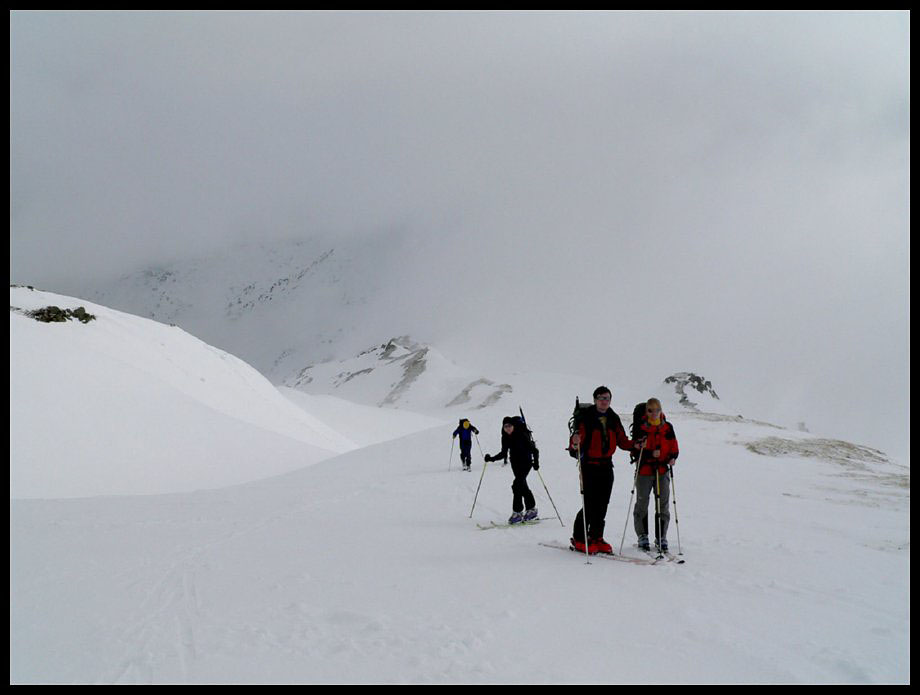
[448, 437, 455, 471]
[619, 441, 645, 555]
[470, 434, 488, 519]
[536, 469, 564, 526]
[576, 441, 591, 564]
[469, 458, 488, 518]
[654, 468, 664, 559]
[669, 464, 682, 556]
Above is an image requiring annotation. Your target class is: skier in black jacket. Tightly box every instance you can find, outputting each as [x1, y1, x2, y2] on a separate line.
[484, 416, 540, 524]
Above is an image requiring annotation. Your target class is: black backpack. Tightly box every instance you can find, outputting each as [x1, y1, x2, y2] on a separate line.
[630, 402, 647, 463]
[630, 403, 647, 439]
[514, 409, 540, 464]
[568, 398, 594, 434]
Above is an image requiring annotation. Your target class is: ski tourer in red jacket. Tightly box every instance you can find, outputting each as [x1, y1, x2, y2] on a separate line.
[635, 412, 679, 476]
[567, 386, 639, 555]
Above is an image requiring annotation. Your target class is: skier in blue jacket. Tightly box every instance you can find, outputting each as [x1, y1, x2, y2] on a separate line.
[452, 419, 480, 471]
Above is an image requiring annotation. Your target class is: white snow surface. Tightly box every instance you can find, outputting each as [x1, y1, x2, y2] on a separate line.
[9, 290, 910, 683]
[9, 287, 433, 498]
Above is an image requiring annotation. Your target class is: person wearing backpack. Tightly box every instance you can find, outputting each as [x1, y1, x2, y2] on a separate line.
[484, 416, 540, 524]
[452, 418, 480, 471]
[568, 386, 640, 554]
[631, 398, 679, 552]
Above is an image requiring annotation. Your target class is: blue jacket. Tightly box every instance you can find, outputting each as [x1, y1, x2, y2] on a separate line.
[452, 423, 479, 445]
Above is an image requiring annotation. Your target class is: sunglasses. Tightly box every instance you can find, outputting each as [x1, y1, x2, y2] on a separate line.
[595, 396, 611, 402]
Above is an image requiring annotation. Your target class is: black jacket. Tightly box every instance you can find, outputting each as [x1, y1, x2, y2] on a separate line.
[491, 425, 539, 469]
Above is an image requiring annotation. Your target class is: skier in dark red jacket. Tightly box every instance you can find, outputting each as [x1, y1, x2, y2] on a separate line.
[568, 386, 640, 554]
[631, 398, 679, 553]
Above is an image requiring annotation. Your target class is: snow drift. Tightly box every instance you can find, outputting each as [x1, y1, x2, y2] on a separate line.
[10, 286, 359, 498]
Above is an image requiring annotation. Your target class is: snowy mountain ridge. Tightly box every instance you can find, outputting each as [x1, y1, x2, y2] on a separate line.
[61, 235, 402, 383]
[9, 286, 440, 498]
[287, 335, 514, 411]
[61, 238, 740, 418]
[11, 285, 896, 497]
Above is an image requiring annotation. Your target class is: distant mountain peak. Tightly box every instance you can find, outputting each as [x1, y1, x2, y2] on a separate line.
[288, 336, 512, 410]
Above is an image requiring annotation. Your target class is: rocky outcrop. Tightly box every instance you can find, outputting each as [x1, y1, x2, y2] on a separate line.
[663, 372, 719, 410]
[445, 379, 513, 409]
[12, 303, 97, 324]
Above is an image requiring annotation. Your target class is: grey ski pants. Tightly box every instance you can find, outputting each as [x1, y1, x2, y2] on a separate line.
[633, 471, 671, 541]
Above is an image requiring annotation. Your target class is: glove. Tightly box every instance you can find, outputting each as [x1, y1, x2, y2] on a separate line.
[483, 454, 493, 463]
[532, 461, 540, 471]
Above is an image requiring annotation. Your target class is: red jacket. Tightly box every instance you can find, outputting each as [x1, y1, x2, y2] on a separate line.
[636, 416, 679, 476]
[569, 408, 634, 463]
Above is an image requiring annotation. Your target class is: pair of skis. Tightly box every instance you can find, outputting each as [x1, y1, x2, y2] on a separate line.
[479, 525, 686, 564]
[633, 543, 686, 565]
[476, 518, 552, 530]
[539, 541, 685, 565]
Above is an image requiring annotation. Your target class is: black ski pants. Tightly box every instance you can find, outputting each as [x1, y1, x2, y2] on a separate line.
[510, 461, 536, 513]
[572, 460, 614, 542]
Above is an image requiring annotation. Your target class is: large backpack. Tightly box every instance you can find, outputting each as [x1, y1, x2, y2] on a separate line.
[630, 403, 647, 439]
[630, 402, 647, 463]
[514, 409, 540, 463]
[568, 398, 594, 435]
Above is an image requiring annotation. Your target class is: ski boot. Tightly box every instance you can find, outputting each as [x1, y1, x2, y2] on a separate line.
[570, 537, 593, 554]
[523, 507, 538, 522]
[637, 535, 651, 552]
[656, 538, 669, 554]
[571, 538, 602, 554]
[508, 511, 524, 525]
[592, 537, 613, 554]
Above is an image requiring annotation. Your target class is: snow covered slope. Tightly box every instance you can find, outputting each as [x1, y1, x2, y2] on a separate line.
[10, 390, 909, 683]
[9, 288, 909, 682]
[279, 388, 445, 448]
[9, 287, 419, 498]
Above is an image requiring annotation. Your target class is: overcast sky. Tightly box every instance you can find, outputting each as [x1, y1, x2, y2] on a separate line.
[10, 11, 910, 458]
